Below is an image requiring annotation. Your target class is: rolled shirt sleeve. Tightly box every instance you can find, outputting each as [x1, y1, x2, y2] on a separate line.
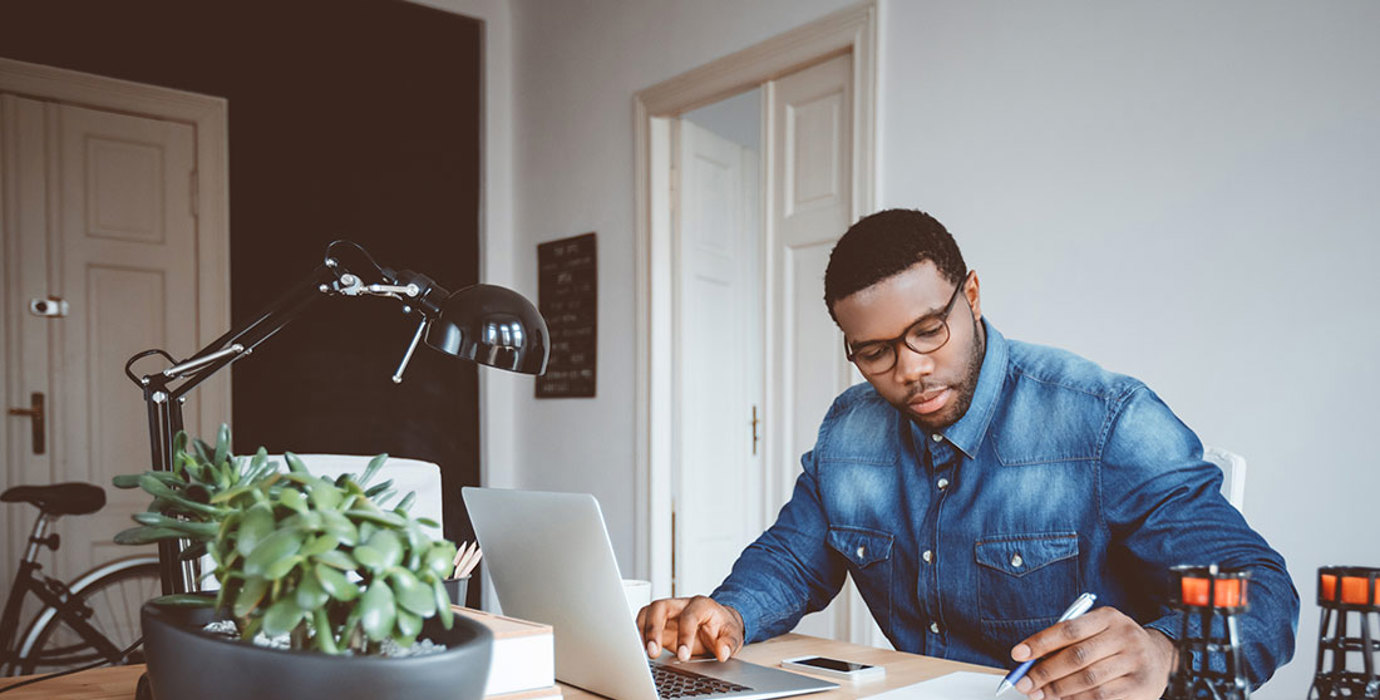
[1101, 385, 1298, 689]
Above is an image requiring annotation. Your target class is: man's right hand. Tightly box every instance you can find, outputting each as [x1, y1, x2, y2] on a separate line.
[636, 595, 745, 663]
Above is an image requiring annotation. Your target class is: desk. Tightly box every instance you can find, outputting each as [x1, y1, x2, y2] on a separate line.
[0, 633, 1002, 700]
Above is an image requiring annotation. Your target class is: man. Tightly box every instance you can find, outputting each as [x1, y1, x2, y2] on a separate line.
[638, 209, 1297, 699]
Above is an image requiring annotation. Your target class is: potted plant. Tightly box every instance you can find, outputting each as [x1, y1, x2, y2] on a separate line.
[113, 426, 492, 700]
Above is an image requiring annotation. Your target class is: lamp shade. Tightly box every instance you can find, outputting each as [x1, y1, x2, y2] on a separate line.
[424, 284, 549, 375]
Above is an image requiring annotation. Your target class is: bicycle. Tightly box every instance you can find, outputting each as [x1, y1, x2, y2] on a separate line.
[0, 482, 159, 677]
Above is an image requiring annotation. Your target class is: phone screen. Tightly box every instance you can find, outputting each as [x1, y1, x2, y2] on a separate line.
[795, 656, 872, 672]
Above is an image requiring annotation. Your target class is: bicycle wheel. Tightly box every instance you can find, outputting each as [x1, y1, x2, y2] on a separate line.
[12, 555, 160, 675]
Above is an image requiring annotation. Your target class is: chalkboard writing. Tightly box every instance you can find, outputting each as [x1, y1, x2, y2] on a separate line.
[536, 232, 597, 398]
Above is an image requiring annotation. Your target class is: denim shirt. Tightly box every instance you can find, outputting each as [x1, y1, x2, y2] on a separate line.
[711, 320, 1297, 688]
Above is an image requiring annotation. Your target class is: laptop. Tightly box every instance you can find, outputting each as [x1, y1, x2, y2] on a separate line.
[463, 487, 837, 700]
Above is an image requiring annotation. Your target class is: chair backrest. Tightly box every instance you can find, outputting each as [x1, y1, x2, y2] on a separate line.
[1203, 446, 1247, 514]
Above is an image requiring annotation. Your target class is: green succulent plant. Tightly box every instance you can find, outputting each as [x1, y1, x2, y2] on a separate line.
[114, 425, 458, 654]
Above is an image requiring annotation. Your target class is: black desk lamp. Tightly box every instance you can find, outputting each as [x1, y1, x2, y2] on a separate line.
[124, 240, 549, 594]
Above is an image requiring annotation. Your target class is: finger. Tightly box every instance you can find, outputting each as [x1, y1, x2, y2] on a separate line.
[1058, 670, 1140, 700]
[1013, 607, 1114, 663]
[1041, 653, 1136, 699]
[697, 612, 725, 661]
[642, 599, 684, 658]
[712, 616, 743, 661]
[676, 597, 715, 661]
[1021, 625, 1119, 693]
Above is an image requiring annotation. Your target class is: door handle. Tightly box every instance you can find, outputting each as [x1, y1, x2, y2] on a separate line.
[8, 392, 46, 455]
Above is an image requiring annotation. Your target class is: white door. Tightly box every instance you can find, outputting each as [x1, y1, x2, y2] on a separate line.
[2, 94, 205, 585]
[672, 119, 764, 596]
[763, 53, 867, 640]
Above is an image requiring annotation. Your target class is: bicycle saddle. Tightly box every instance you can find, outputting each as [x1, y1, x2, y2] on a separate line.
[1, 482, 106, 515]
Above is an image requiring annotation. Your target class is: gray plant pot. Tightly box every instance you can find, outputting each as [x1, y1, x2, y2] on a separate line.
[141, 599, 492, 700]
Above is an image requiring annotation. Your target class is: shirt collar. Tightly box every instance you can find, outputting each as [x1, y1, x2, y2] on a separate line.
[912, 318, 1007, 460]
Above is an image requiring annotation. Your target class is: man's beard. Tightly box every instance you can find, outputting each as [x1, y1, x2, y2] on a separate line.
[905, 316, 985, 432]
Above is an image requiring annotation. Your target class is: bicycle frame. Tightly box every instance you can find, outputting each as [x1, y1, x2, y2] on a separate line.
[0, 512, 124, 671]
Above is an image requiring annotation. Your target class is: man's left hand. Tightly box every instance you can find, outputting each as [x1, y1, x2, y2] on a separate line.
[1010, 606, 1176, 700]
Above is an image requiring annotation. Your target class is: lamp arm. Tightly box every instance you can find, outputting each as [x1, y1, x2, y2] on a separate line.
[127, 243, 411, 595]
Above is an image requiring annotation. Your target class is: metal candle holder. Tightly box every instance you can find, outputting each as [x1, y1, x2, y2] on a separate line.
[1165, 564, 1252, 700]
[1310, 566, 1380, 699]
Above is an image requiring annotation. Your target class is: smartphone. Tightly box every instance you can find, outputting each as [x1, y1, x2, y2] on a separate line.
[780, 655, 886, 682]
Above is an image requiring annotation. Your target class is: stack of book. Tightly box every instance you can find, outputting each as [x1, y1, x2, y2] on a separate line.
[455, 607, 559, 700]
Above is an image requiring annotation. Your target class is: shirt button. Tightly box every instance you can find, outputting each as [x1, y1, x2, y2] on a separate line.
[936, 478, 950, 490]
[930, 622, 941, 634]
[922, 549, 933, 563]
[1011, 553, 1024, 568]
[856, 545, 866, 559]
[931, 433, 943, 442]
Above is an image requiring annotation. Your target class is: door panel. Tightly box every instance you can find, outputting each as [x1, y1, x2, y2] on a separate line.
[767, 53, 856, 640]
[674, 120, 764, 597]
[55, 103, 198, 575]
[2, 95, 199, 582]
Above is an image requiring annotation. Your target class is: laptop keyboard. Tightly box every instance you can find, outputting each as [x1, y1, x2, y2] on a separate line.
[651, 662, 753, 698]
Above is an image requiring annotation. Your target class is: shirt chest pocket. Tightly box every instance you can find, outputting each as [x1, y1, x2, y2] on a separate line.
[826, 526, 893, 628]
[975, 532, 1079, 624]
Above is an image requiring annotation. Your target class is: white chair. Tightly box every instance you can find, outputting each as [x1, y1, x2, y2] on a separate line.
[1203, 446, 1247, 514]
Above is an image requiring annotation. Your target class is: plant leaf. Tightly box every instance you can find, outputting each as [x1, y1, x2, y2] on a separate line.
[233, 577, 270, 618]
[416, 517, 440, 528]
[352, 545, 385, 572]
[395, 609, 422, 642]
[394, 491, 417, 514]
[152, 593, 215, 607]
[279, 488, 308, 513]
[214, 424, 231, 468]
[315, 563, 360, 602]
[359, 580, 397, 642]
[112, 473, 143, 489]
[261, 597, 306, 637]
[312, 550, 356, 570]
[236, 503, 276, 557]
[432, 578, 454, 628]
[320, 510, 358, 546]
[284, 451, 310, 475]
[308, 477, 342, 511]
[262, 553, 302, 581]
[114, 525, 185, 545]
[244, 529, 303, 578]
[345, 509, 405, 528]
[388, 568, 436, 617]
[301, 533, 340, 557]
[359, 453, 388, 487]
[313, 608, 340, 654]
[295, 567, 331, 609]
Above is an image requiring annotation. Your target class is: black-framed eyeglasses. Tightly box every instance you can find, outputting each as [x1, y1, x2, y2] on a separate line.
[844, 272, 971, 375]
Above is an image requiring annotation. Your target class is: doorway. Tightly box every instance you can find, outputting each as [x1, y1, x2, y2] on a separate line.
[634, 2, 884, 646]
[0, 58, 230, 593]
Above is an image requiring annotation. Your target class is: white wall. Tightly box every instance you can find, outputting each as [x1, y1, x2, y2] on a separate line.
[496, 1, 1379, 695]
[880, 2, 1380, 695]
[505, 0, 855, 571]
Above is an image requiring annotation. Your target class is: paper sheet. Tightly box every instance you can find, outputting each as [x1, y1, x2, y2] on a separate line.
[861, 671, 1006, 700]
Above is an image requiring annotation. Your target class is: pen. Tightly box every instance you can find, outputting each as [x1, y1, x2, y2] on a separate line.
[995, 592, 1098, 696]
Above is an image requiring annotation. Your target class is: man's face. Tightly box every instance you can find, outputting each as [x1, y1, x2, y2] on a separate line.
[833, 261, 985, 432]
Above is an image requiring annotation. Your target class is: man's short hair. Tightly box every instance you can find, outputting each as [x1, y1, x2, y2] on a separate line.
[824, 209, 968, 322]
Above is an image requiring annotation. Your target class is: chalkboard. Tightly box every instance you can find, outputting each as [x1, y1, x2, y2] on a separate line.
[535, 232, 597, 398]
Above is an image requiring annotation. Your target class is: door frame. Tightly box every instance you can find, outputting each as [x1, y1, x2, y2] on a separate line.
[0, 58, 231, 486]
[632, 1, 877, 602]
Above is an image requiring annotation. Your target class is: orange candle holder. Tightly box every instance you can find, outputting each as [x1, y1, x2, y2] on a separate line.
[1310, 566, 1380, 699]
[1166, 564, 1251, 700]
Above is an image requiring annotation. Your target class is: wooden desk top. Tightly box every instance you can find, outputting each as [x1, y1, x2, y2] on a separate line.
[0, 633, 1001, 700]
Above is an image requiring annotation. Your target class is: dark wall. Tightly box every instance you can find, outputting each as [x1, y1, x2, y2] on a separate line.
[0, 0, 484, 580]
